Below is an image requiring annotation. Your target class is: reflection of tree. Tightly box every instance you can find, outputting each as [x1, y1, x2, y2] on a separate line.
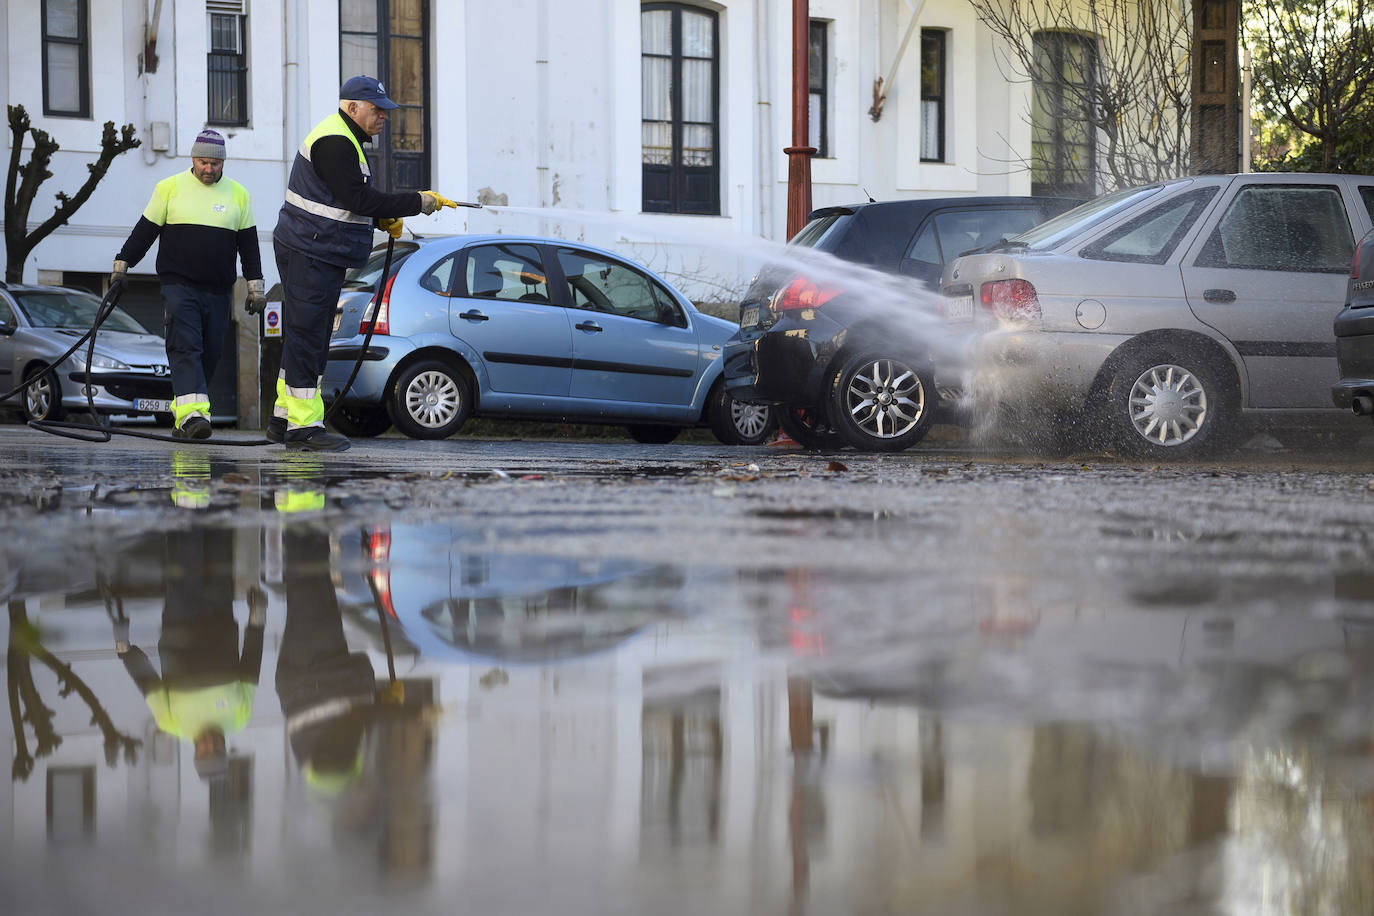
[7, 599, 141, 781]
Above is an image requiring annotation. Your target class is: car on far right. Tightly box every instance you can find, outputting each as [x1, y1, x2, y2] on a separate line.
[1332, 227, 1374, 424]
[943, 172, 1374, 458]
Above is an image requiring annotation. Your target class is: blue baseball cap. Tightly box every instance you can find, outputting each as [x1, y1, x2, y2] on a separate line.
[339, 75, 398, 110]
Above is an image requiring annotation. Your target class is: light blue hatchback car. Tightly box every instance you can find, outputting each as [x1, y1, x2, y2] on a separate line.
[322, 236, 775, 444]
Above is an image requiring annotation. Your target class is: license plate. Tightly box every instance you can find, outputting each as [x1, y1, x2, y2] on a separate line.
[136, 398, 171, 412]
[740, 305, 760, 327]
[333, 308, 343, 334]
[945, 295, 973, 322]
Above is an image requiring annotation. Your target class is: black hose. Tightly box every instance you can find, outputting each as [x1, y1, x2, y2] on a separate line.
[16, 237, 402, 446]
[323, 233, 395, 424]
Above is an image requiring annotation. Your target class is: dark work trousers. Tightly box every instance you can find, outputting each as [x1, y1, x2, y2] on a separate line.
[158, 528, 260, 689]
[276, 527, 376, 768]
[274, 242, 346, 391]
[162, 283, 230, 401]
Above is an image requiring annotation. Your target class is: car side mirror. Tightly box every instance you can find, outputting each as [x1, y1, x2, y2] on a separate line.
[0, 321, 14, 336]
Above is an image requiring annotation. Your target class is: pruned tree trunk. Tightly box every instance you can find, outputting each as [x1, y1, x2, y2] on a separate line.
[4, 104, 140, 284]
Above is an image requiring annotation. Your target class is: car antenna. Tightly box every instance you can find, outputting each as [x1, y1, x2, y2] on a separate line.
[861, 187, 876, 203]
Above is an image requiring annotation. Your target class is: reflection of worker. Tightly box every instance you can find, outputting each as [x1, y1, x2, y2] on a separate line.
[113, 129, 265, 440]
[275, 527, 378, 793]
[114, 529, 264, 781]
[270, 75, 459, 451]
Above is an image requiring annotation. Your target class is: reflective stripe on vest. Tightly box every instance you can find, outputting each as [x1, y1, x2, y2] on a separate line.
[274, 112, 376, 265]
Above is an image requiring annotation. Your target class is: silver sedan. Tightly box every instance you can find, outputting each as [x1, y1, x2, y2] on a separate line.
[942, 172, 1374, 457]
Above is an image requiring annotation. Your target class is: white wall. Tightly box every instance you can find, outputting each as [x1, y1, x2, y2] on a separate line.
[3, 0, 1045, 297]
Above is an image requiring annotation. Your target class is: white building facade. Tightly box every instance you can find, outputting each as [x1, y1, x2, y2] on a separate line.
[3, 0, 1046, 298]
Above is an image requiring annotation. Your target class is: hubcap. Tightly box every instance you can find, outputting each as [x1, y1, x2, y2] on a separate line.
[844, 358, 925, 439]
[731, 400, 771, 439]
[405, 370, 460, 429]
[1127, 363, 1206, 446]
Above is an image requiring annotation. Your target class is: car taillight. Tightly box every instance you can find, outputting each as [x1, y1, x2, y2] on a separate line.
[773, 276, 841, 312]
[360, 273, 396, 335]
[979, 278, 1041, 321]
[1352, 242, 1363, 280]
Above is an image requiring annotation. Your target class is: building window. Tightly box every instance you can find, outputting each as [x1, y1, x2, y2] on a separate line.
[920, 29, 946, 163]
[207, 3, 248, 126]
[1032, 31, 1097, 199]
[641, 3, 720, 215]
[47, 766, 95, 841]
[42, 0, 90, 118]
[340, 0, 431, 191]
[809, 20, 829, 158]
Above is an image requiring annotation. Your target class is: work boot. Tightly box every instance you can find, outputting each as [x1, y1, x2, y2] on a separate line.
[284, 427, 351, 452]
[265, 416, 286, 444]
[174, 416, 212, 440]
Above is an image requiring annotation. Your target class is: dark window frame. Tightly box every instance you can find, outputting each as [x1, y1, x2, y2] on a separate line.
[207, 11, 249, 127]
[41, 0, 91, 118]
[1032, 30, 1098, 199]
[339, 0, 432, 191]
[641, 3, 721, 216]
[809, 20, 829, 158]
[920, 29, 946, 163]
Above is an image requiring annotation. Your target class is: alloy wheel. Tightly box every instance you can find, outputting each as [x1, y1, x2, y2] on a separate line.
[842, 357, 927, 439]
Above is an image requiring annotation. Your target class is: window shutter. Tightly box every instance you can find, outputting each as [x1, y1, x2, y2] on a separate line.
[207, 0, 246, 13]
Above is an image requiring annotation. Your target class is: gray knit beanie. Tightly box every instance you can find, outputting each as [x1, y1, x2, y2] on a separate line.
[190, 128, 226, 160]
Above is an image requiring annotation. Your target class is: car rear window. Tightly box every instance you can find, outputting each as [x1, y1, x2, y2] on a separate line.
[342, 242, 421, 291]
[790, 213, 850, 249]
[1016, 183, 1169, 251]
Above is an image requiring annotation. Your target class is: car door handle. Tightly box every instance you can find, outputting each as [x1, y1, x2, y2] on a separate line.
[1203, 288, 1236, 303]
[459, 309, 489, 321]
[575, 320, 603, 332]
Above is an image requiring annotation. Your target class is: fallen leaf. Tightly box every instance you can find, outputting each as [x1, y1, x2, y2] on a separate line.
[826, 460, 848, 472]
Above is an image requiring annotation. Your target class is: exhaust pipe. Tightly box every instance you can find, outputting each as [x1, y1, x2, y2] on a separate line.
[1353, 393, 1374, 416]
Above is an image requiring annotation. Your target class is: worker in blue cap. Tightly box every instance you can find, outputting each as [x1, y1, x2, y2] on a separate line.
[269, 75, 459, 451]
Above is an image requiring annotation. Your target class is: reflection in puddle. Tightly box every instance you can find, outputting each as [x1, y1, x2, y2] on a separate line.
[2, 516, 1372, 915]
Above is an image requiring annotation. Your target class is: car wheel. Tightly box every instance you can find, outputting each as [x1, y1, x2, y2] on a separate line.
[387, 359, 472, 439]
[708, 384, 776, 446]
[626, 424, 681, 444]
[22, 368, 64, 423]
[1103, 346, 1236, 458]
[827, 351, 936, 452]
[777, 404, 843, 450]
[329, 404, 393, 438]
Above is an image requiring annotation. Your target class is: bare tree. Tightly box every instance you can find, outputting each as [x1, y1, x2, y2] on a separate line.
[8, 599, 141, 782]
[4, 104, 140, 283]
[1248, 0, 1374, 172]
[968, 0, 1194, 193]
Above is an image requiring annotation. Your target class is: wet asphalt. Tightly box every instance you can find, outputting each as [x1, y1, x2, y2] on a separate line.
[1, 423, 1373, 915]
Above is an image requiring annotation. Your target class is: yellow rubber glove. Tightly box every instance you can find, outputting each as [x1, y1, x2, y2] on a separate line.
[378, 217, 404, 239]
[418, 191, 459, 215]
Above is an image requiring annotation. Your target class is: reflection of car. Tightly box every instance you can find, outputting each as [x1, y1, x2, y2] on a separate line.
[722, 197, 1078, 450]
[334, 524, 678, 664]
[942, 173, 1374, 457]
[322, 237, 775, 445]
[1332, 227, 1374, 423]
[0, 283, 171, 422]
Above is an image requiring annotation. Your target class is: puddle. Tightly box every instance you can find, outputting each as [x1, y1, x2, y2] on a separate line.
[2, 448, 1373, 914]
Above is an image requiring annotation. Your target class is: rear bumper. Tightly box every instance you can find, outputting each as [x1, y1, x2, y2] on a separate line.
[722, 311, 847, 407]
[957, 328, 1125, 413]
[323, 337, 405, 404]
